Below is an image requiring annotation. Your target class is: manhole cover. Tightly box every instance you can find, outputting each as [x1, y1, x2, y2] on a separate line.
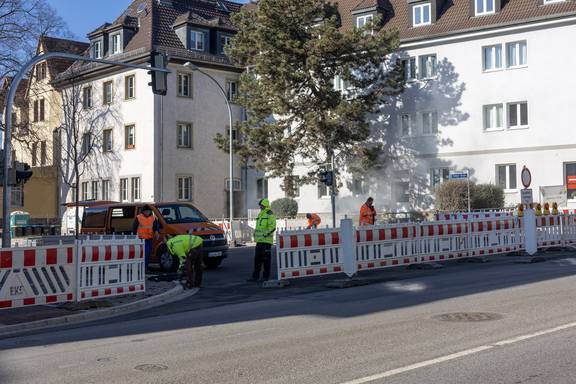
[134, 364, 168, 372]
[433, 312, 503, 322]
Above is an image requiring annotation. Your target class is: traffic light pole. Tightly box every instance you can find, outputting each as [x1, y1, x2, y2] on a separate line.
[330, 152, 336, 228]
[1, 52, 170, 248]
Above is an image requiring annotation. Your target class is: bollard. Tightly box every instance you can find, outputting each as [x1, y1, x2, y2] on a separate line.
[523, 208, 537, 255]
[340, 218, 356, 278]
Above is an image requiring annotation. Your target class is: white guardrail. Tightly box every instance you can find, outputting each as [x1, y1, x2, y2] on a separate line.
[276, 213, 576, 281]
[0, 237, 145, 310]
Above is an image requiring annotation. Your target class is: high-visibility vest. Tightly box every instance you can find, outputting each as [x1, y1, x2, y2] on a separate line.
[167, 234, 203, 265]
[137, 214, 155, 240]
[254, 209, 276, 244]
[359, 204, 376, 226]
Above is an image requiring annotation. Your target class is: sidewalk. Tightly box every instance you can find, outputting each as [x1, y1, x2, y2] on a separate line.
[0, 273, 197, 338]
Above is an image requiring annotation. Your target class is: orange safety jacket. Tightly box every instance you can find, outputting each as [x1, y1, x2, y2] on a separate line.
[307, 214, 321, 229]
[136, 214, 155, 240]
[359, 204, 376, 226]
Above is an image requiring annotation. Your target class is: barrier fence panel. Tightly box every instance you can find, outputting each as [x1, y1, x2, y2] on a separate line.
[562, 215, 576, 247]
[0, 245, 75, 309]
[415, 221, 471, 262]
[276, 228, 343, 280]
[78, 239, 145, 301]
[468, 217, 523, 257]
[536, 216, 563, 248]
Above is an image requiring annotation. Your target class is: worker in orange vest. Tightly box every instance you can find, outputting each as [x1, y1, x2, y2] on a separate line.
[133, 205, 161, 272]
[359, 197, 376, 226]
[306, 213, 321, 229]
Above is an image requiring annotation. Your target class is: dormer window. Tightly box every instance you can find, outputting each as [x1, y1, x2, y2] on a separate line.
[111, 33, 122, 55]
[475, 0, 495, 16]
[543, 0, 564, 4]
[220, 34, 232, 54]
[190, 30, 205, 51]
[356, 14, 373, 28]
[413, 3, 431, 27]
[92, 40, 102, 59]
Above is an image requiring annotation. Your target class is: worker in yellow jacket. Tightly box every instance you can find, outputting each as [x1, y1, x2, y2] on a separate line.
[166, 233, 204, 288]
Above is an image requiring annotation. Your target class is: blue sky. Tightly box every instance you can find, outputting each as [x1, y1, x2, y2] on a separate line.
[47, 0, 249, 41]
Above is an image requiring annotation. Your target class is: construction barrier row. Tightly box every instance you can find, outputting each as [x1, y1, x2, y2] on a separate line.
[0, 238, 145, 310]
[276, 214, 576, 281]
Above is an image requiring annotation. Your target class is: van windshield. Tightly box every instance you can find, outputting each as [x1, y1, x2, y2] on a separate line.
[156, 204, 208, 224]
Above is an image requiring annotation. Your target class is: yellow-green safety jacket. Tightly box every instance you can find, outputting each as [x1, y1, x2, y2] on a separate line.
[254, 199, 276, 244]
[166, 234, 204, 266]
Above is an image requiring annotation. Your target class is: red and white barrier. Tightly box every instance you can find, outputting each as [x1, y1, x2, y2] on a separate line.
[536, 215, 563, 248]
[434, 211, 514, 221]
[0, 245, 75, 309]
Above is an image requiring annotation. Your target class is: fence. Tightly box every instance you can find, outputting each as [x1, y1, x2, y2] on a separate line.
[0, 237, 145, 310]
[276, 212, 574, 281]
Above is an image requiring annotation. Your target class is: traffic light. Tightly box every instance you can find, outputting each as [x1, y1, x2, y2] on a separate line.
[319, 170, 334, 187]
[148, 51, 168, 96]
[14, 162, 33, 185]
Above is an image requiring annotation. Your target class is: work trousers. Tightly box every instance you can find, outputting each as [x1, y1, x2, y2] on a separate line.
[143, 239, 152, 270]
[184, 248, 204, 288]
[252, 243, 272, 280]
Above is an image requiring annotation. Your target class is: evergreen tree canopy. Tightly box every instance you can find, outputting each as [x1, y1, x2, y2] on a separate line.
[218, 0, 405, 183]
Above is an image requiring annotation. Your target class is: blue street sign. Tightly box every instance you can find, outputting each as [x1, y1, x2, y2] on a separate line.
[449, 171, 469, 180]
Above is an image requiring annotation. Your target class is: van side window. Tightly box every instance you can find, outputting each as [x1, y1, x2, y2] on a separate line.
[82, 207, 107, 228]
[110, 206, 136, 234]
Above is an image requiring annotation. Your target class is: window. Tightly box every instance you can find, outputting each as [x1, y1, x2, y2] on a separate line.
[333, 75, 349, 92]
[11, 185, 24, 207]
[430, 168, 450, 189]
[111, 33, 122, 54]
[507, 102, 528, 129]
[103, 129, 113, 152]
[81, 133, 91, 154]
[483, 104, 504, 131]
[565, 163, 576, 200]
[119, 178, 129, 201]
[475, 0, 495, 15]
[421, 111, 438, 134]
[394, 171, 410, 203]
[177, 73, 191, 97]
[413, 3, 431, 26]
[400, 114, 413, 137]
[40, 141, 47, 165]
[226, 81, 238, 102]
[256, 178, 268, 199]
[225, 178, 242, 191]
[351, 177, 368, 195]
[103, 81, 113, 105]
[177, 176, 193, 201]
[496, 164, 517, 190]
[190, 30, 205, 51]
[93, 40, 102, 59]
[39, 99, 45, 121]
[419, 54, 437, 79]
[177, 123, 192, 148]
[483, 44, 502, 71]
[31, 142, 38, 166]
[131, 177, 141, 201]
[401, 57, 417, 81]
[36, 63, 47, 80]
[318, 182, 330, 198]
[125, 75, 135, 99]
[283, 176, 300, 198]
[220, 34, 232, 53]
[356, 14, 373, 28]
[81, 181, 89, 201]
[91, 180, 99, 200]
[83, 87, 93, 109]
[507, 41, 527, 68]
[125, 125, 135, 149]
[102, 180, 111, 200]
[33, 100, 39, 122]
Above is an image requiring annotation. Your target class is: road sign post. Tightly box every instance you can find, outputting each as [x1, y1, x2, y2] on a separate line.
[449, 170, 471, 212]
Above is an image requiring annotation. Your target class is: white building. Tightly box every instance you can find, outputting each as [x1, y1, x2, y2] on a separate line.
[54, 0, 254, 218]
[267, 0, 576, 214]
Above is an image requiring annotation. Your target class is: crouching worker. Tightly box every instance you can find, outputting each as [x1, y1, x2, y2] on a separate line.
[166, 232, 204, 289]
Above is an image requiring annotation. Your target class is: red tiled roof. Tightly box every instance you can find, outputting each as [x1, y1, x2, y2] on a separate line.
[39, 36, 90, 77]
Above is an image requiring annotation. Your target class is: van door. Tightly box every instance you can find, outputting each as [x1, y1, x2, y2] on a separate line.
[108, 206, 137, 235]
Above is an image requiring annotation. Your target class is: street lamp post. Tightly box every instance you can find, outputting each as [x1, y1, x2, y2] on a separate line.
[184, 62, 235, 246]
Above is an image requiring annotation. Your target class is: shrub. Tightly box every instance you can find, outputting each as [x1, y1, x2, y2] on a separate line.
[270, 198, 298, 218]
[471, 184, 505, 209]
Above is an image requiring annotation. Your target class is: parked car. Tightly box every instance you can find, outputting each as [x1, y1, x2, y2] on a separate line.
[80, 202, 228, 271]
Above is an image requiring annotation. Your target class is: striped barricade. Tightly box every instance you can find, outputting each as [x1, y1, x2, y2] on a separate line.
[78, 239, 145, 301]
[468, 217, 522, 257]
[276, 228, 342, 280]
[0, 245, 75, 309]
[562, 215, 576, 247]
[536, 215, 563, 248]
[355, 223, 419, 270]
[415, 221, 470, 262]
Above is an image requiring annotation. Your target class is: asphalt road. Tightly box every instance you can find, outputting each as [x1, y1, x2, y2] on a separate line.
[2, 250, 576, 383]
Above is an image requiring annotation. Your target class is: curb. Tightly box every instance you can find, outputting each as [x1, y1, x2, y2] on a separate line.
[0, 283, 199, 339]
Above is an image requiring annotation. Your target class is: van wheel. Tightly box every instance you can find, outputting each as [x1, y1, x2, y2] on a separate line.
[204, 257, 223, 269]
[159, 248, 179, 273]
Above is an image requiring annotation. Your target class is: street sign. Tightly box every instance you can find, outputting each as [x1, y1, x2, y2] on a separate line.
[521, 166, 532, 188]
[449, 170, 469, 180]
[521, 188, 533, 205]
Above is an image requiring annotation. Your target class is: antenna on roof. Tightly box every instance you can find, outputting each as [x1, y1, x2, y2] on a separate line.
[136, 2, 147, 14]
[217, 1, 229, 13]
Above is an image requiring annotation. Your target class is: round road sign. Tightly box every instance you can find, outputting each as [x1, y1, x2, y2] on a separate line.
[521, 166, 532, 189]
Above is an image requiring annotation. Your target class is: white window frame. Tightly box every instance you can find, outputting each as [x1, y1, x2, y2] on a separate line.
[413, 3, 431, 27]
[102, 180, 111, 200]
[82, 87, 92, 109]
[401, 57, 417, 81]
[225, 178, 242, 192]
[220, 35, 232, 53]
[356, 14, 373, 29]
[475, 0, 495, 16]
[119, 178, 129, 202]
[482, 44, 502, 72]
[430, 167, 450, 189]
[81, 182, 89, 201]
[111, 33, 122, 55]
[421, 111, 438, 135]
[125, 125, 136, 149]
[177, 176, 194, 201]
[177, 122, 192, 148]
[318, 182, 331, 199]
[256, 178, 268, 199]
[226, 80, 238, 102]
[496, 164, 517, 191]
[507, 102, 529, 129]
[506, 41, 527, 68]
[103, 81, 113, 105]
[103, 129, 113, 152]
[125, 75, 135, 100]
[91, 180, 99, 200]
[400, 113, 413, 137]
[419, 54, 437, 79]
[177, 73, 192, 97]
[483, 104, 504, 131]
[190, 30, 205, 51]
[131, 177, 141, 202]
[93, 40, 102, 59]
